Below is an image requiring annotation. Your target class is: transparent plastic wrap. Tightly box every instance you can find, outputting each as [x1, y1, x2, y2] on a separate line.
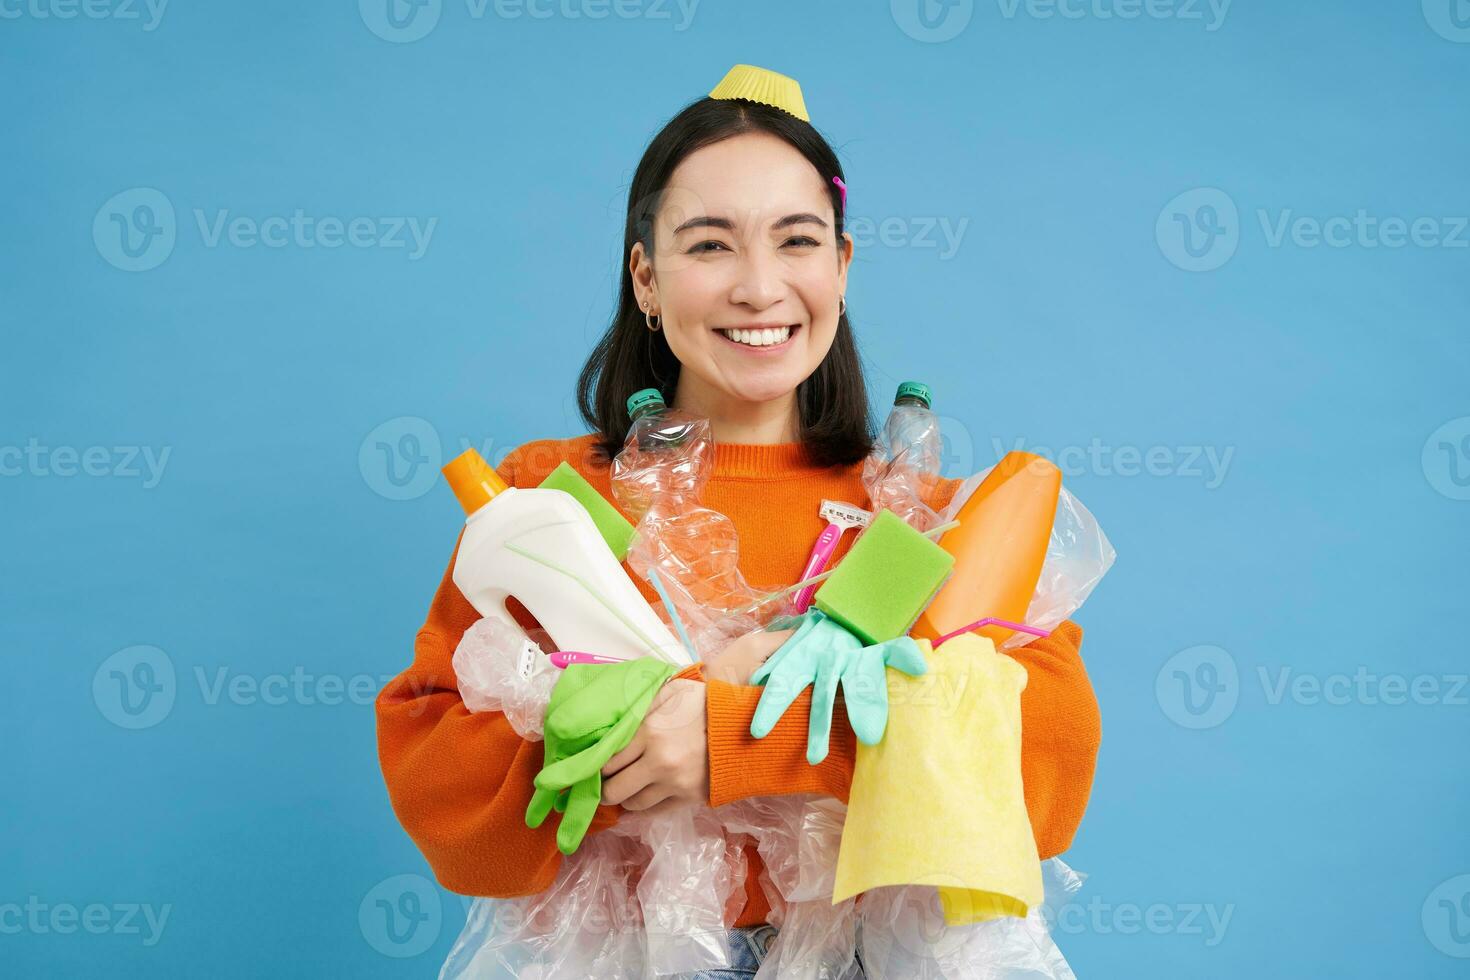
[448, 620, 743, 978]
[855, 858, 1086, 980]
[452, 617, 560, 739]
[440, 764, 742, 977]
[939, 467, 1116, 648]
[611, 398, 772, 658]
[862, 400, 945, 534]
[715, 797, 1084, 979]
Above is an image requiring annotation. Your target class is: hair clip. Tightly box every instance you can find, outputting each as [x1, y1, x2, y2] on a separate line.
[832, 175, 847, 211]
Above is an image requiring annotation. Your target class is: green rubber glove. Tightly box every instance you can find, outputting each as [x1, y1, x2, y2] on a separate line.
[750, 609, 928, 765]
[525, 656, 677, 854]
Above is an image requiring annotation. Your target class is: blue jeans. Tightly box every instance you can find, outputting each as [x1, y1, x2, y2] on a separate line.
[685, 924, 867, 978]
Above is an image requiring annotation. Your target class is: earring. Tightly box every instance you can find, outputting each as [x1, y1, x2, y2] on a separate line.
[839, 295, 847, 317]
[643, 301, 661, 332]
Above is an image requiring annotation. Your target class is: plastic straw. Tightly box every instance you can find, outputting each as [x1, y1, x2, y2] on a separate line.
[933, 617, 1050, 648]
[647, 567, 697, 660]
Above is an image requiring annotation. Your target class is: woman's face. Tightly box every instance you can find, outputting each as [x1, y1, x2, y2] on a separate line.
[630, 131, 852, 408]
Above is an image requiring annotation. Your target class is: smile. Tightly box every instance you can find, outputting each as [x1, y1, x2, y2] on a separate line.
[716, 324, 800, 351]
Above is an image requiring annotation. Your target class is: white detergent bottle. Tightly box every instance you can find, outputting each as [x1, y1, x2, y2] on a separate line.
[442, 449, 690, 666]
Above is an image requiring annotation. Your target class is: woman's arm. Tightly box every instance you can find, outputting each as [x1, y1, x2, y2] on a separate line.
[374, 535, 622, 896]
[702, 622, 1101, 859]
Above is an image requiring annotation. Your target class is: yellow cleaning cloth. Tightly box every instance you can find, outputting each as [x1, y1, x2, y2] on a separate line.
[831, 635, 1042, 925]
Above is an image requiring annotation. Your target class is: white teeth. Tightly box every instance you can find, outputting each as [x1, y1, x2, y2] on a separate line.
[723, 325, 792, 347]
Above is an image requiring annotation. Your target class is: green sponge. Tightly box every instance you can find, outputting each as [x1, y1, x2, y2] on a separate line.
[814, 509, 955, 644]
[538, 462, 636, 561]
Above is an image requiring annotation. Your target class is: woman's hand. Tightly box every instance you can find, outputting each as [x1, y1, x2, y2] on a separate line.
[701, 626, 795, 685]
[599, 679, 709, 812]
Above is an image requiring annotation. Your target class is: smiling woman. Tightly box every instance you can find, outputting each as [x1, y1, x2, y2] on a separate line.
[576, 80, 874, 465]
[376, 63, 1101, 980]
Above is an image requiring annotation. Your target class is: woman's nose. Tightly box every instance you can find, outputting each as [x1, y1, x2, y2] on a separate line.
[728, 245, 784, 310]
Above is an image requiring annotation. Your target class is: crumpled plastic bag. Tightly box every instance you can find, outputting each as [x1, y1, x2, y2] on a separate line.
[448, 620, 744, 978]
[715, 795, 1083, 980]
[452, 618, 560, 738]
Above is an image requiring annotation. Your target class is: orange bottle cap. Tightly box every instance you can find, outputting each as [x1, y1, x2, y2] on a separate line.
[442, 449, 509, 515]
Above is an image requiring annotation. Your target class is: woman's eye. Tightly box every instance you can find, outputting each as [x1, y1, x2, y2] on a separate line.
[783, 236, 821, 248]
[689, 240, 730, 253]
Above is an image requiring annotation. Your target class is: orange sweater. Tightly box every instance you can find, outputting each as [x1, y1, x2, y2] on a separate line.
[376, 435, 1101, 928]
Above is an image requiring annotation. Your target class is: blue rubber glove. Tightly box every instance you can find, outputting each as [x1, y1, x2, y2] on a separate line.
[749, 610, 928, 764]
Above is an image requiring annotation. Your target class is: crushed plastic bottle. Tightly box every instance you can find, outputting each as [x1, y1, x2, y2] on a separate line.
[862, 381, 944, 531]
[611, 388, 768, 658]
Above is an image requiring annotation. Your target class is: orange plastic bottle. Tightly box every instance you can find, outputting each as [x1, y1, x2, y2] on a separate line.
[910, 451, 1062, 647]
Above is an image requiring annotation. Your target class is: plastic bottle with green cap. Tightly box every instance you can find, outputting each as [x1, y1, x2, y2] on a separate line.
[865, 381, 945, 529]
[610, 388, 765, 658]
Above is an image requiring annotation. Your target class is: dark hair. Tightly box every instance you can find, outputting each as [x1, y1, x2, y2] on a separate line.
[575, 96, 875, 467]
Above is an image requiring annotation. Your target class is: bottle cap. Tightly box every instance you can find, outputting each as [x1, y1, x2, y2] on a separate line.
[895, 381, 932, 408]
[626, 388, 667, 420]
[442, 448, 509, 515]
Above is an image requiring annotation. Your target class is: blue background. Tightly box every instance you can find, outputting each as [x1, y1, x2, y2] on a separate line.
[4, 0, 1468, 976]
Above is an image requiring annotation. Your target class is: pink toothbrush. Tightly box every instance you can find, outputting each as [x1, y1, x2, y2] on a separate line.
[549, 651, 627, 669]
[791, 500, 873, 614]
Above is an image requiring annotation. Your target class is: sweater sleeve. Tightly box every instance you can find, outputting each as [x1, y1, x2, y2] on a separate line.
[704, 621, 1101, 859]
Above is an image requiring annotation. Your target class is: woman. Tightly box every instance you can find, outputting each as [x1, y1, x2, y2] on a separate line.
[376, 64, 1101, 977]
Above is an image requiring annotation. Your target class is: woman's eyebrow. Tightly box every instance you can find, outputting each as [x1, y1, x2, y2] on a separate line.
[771, 213, 829, 230]
[671, 213, 830, 235]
